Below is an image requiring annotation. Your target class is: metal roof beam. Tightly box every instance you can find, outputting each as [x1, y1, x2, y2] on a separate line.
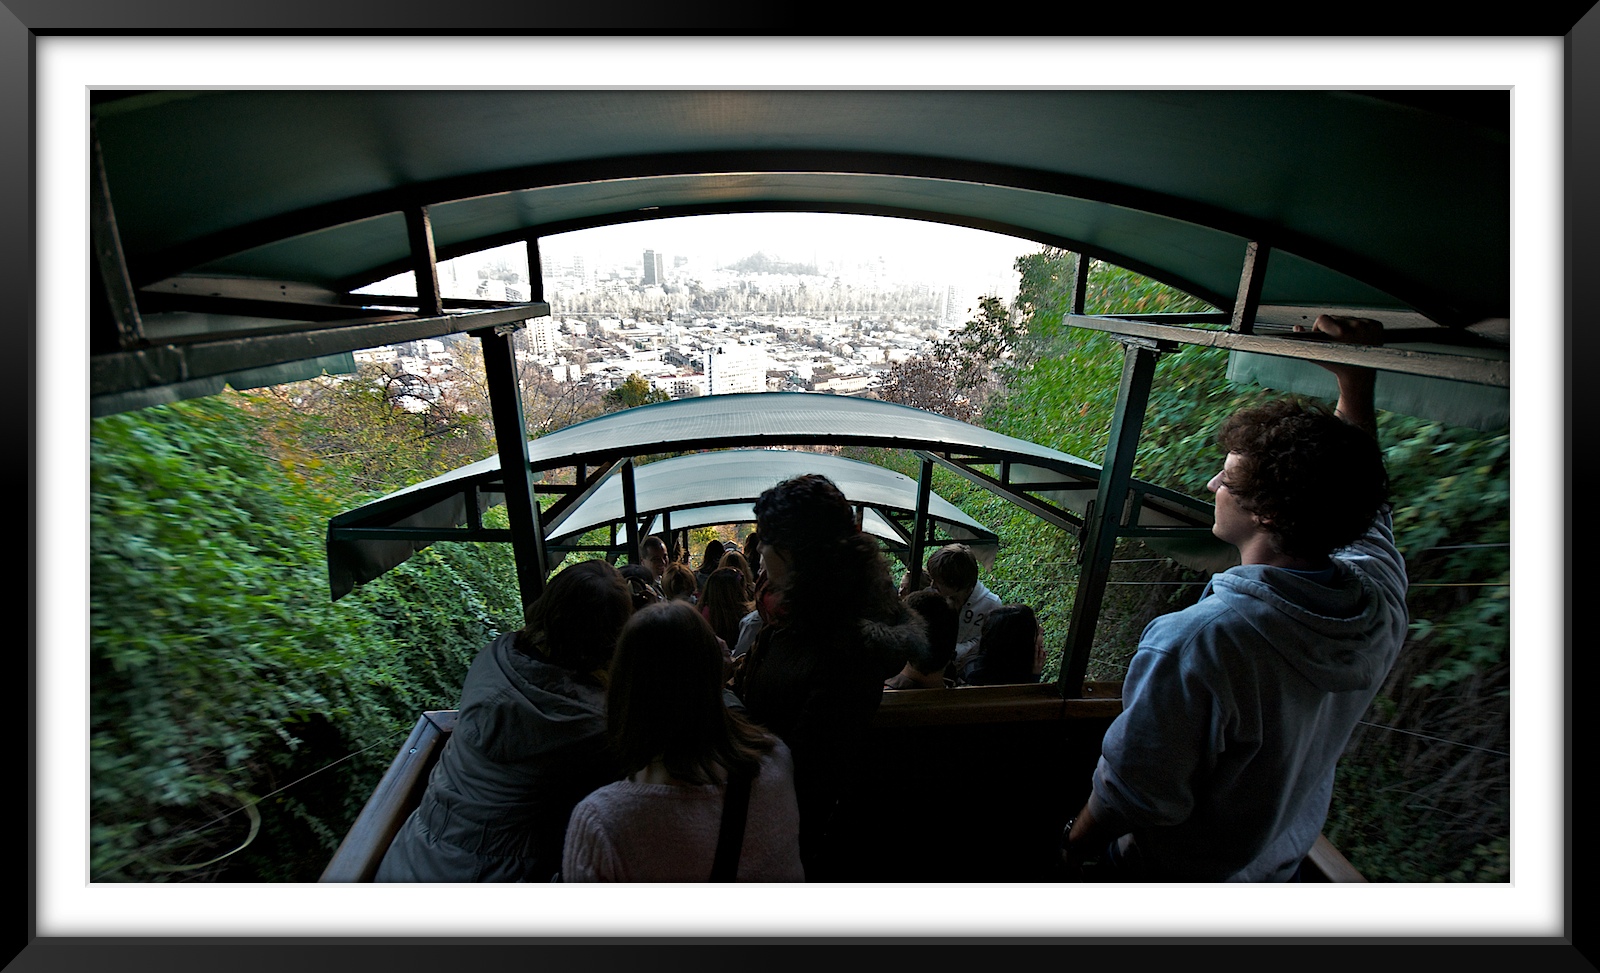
[919, 451, 1086, 536]
[1060, 313, 1508, 387]
[328, 526, 514, 544]
[407, 206, 444, 319]
[91, 303, 547, 399]
[539, 459, 627, 539]
[907, 457, 934, 589]
[1230, 241, 1270, 335]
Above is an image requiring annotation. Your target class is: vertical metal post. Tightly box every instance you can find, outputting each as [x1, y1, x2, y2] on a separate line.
[525, 236, 545, 304]
[1060, 337, 1167, 698]
[1230, 241, 1269, 335]
[477, 322, 545, 620]
[908, 456, 935, 589]
[658, 510, 673, 565]
[621, 459, 641, 569]
[1071, 252, 1090, 316]
[407, 207, 444, 318]
[91, 121, 146, 349]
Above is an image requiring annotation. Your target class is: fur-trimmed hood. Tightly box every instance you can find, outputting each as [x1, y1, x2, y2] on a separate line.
[856, 603, 930, 681]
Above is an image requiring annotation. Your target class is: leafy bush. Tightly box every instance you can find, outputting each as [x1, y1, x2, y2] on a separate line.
[87, 247, 1510, 885]
[90, 394, 521, 881]
[916, 248, 1510, 882]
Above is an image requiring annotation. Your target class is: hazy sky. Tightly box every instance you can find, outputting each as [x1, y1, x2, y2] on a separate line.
[539, 212, 1042, 299]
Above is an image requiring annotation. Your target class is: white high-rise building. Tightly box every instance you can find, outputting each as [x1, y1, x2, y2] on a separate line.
[523, 315, 561, 359]
[704, 343, 767, 395]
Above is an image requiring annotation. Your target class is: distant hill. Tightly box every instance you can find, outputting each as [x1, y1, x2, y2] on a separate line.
[726, 251, 818, 276]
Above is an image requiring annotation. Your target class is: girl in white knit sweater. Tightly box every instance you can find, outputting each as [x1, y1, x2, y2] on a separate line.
[561, 601, 804, 882]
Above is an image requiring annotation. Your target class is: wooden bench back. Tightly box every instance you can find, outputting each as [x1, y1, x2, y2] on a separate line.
[318, 684, 1363, 882]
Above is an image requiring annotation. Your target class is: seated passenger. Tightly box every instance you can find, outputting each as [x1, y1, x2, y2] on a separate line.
[718, 548, 757, 597]
[375, 559, 633, 883]
[958, 603, 1046, 686]
[618, 562, 663, 611]
[701, 566, 755, 654]
[885, 589, 959, 690]
[561, 601, 805, 882]
[742, 531, 762, 577]
[925, 543, 1002, 669]
[640, 535, 670, 583]
[694, 540, 727, 591]
[662, 562, 699, 603]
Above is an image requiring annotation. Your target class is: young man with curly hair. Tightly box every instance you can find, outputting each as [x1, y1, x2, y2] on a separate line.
[1060, 314, 1409, 882]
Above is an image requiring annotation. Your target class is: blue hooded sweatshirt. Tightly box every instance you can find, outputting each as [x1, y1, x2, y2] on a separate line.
[1092, 509, 1409, 881]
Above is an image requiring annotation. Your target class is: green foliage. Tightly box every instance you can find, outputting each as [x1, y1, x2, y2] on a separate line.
[87, 244, 1510, 886]
[249, 363, 495, 495]
[989, 247, 1510, 882]
[604, 373, 670, 410]
[876, 296, 1021, 421]
[90, 393, 521, 881]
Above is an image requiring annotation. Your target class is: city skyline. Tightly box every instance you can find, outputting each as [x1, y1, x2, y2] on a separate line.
[453, 212, 1041, 304]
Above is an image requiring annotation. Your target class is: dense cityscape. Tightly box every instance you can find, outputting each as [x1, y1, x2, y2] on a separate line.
[353, 233, 1026, 406]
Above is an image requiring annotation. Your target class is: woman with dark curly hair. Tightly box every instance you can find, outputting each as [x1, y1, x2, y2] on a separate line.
[732, 473, 927, 879]
[376, 559, 634, 882]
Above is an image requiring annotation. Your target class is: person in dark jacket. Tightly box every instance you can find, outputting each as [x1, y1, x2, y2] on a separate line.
[958, 603, 1046, 686]
[693, 539, 727, 591]
[732, 473, 927, 879]
[885, 589, 960, 690]
[375, 559, 634, 882]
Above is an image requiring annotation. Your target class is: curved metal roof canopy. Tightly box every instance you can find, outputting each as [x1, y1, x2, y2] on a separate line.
[90, 89, 1509, 416]
[553, 449, 998, 563]
[326, 394, 1230, 600]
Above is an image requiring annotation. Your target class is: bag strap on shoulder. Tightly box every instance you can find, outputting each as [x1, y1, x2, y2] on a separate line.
[710, 764, 756, 882]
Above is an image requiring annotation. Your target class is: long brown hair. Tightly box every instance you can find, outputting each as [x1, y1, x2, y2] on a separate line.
[514, 559, 633, 675]
[700, 567, 755, 647]
[606, 601, 773, 784]
[717, 549, 755, 593]
[695, 540, 727, 576]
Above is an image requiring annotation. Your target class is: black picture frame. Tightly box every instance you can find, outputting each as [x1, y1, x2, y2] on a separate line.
[7, 19, 1590, 969]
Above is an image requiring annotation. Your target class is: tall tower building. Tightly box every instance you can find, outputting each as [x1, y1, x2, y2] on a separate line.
[642, 249, 664, 285]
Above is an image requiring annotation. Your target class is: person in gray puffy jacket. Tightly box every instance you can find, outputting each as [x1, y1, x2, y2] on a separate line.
[375, 559, 634, 882]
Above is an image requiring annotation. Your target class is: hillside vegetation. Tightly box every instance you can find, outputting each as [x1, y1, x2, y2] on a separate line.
[88, 249, 1509, 883]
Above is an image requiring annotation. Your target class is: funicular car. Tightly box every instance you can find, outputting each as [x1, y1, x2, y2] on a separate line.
[85, 88, 1512, 886]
